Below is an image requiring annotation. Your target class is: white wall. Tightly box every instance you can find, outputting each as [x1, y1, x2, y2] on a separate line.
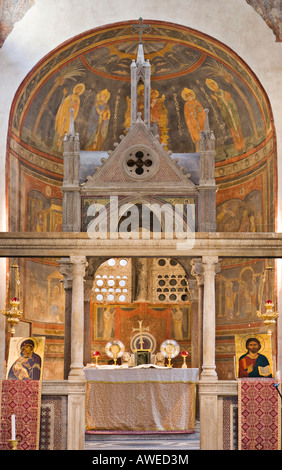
[1, 0, 282, 375]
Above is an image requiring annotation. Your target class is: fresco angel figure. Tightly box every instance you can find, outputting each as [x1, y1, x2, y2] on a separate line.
[150, 88, 169, 148]
[86, 89, 111, 151]
[206, 78, 245, 153]
[53, 83, 85, 151]
[181, 87, 206, 152]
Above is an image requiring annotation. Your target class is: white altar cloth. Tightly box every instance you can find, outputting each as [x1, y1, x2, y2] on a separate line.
[84, 366, 199, 383]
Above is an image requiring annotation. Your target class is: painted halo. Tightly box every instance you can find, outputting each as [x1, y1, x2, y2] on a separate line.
[160, 339, 180, 358]
[239, 333, 266, 355]
[105, 340, 125, 359]
[16, 337, 38, 355]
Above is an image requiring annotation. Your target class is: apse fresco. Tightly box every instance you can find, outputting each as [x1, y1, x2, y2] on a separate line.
[11, 21, 272, 164]
[216, 259, 267, 324]
[23, 258, 65, 324]
[7, 20, 276, 237]
[217, 190, 262, 233]
[26, 190, 62, 232]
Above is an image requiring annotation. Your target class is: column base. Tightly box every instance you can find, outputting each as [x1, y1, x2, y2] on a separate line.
[67, 379, 86, 450]
[200, 365, 218, 380]
[68, 367, 86, 381]
[199, 382, 218, 450]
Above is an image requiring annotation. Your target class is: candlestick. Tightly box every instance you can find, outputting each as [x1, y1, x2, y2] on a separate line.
[181, 350, 189, 368]
[92, 351, 100, 366]
[11, 414, 16, 441]
[9, 439, 18, 450]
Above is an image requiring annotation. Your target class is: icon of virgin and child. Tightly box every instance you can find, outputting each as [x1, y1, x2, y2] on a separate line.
[7, 338, 43, 380]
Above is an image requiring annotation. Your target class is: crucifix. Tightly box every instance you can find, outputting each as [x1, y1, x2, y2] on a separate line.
[132, 17, 151, 45]
[132, 320, 149, 350]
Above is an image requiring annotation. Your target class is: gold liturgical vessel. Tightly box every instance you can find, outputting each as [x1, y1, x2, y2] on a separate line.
[105, 340, 125, 365]
[160, 339, 180, 367]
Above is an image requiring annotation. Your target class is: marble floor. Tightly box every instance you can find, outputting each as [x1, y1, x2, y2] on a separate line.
[85, 421, 200, 450]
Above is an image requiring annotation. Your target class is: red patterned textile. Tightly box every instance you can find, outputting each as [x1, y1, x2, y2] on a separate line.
[0, 380, 42, 450]
[238, 379, 281, 450]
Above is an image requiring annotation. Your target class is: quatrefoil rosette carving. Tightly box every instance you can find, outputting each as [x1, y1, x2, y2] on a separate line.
[122, 144, 159, 180]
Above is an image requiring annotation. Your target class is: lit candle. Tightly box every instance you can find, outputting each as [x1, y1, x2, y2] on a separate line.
[11, 414, 16, 440]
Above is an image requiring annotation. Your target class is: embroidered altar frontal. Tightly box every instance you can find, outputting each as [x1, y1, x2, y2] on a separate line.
[0, 380, 42, 450]
[85, 368, 197, 432]
[238, 379, 281, 450]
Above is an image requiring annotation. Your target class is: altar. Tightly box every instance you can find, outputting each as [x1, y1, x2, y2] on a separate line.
[84, 367, 199, 433]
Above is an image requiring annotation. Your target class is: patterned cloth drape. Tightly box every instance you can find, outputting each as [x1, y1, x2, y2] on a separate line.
[238, 378, 281, 450]
[0, 380, 42, 450]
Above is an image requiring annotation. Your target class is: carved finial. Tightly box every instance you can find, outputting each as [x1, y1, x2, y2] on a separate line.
[204, 108, 210, 134]
[132, 17, 150, 45]
[132, 18, 151, 65]
[130, 19, 151, 128]
[68, 108, 75, 136]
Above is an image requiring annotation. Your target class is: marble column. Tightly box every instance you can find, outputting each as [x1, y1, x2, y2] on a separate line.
[69, 255, 87, 380]
[201, 256, 220, 380]
[84, 277, 93, 365]
[133, 258, 149, 301]
[190, 258, 204, 370]
[58, 256, 88, 449]
[59, 258, 73, 380]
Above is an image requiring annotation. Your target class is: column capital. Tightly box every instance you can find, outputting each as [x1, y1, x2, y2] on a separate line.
[58, 258, 73, 289]
[202, 256, 221, 275]
[70, 256, 88, 276]
[70, 255, 87, 265]
[191, 258, 204, 286]
[202, 255, 218, 264]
